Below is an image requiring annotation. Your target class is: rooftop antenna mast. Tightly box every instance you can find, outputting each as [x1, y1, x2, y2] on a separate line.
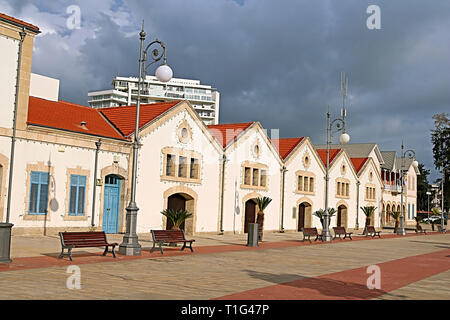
[340, 71, 348, 129]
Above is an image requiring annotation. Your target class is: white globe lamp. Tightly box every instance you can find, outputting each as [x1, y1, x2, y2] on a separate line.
[155, 64, 173, 83]
[340, 132, 350, 144]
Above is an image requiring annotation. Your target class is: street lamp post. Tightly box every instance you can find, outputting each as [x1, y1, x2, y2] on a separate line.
[426, 191, 431, 219]
[440, 169, 446, 233]
[119, 22, 173, 256]
[397, 143, 418, 236]
[323, 107, 350, 241]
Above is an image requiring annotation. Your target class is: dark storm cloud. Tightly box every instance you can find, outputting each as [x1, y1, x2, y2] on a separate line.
[1, 0, 449, 180]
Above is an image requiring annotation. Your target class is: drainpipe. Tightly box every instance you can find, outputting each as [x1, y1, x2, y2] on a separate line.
[219, 154, 227, 234]
[5, 28, 26, 223]
[91, 139, 102, 227]
[356, 180, 360, 231]
[280, 166, 287, 232]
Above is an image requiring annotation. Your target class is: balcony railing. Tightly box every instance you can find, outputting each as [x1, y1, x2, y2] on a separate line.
[384, 184, 402, 193]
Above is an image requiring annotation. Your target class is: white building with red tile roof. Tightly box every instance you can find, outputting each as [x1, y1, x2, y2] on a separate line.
[0, 12, 418, 237]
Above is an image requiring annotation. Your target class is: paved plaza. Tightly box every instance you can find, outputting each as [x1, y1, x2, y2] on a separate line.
[0, 230, 449, 300]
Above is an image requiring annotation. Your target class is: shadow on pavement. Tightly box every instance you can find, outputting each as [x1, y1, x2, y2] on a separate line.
[243, 269, 408, 300]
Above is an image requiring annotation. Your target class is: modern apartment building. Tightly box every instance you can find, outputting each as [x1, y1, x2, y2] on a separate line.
[88, 76, 220, 125]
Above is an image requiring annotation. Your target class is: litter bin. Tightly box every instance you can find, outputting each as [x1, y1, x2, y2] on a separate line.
[0, 223, 13, 263]
[247, 223, 259, 247]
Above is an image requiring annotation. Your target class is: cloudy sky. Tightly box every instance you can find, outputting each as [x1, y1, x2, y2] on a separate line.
[1, 0, 449, 181]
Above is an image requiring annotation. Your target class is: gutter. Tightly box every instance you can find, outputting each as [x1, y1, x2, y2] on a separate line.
[356, 180, 360, 231]
[280, 166, 287, 232]
[91, 140, 101, 227]
[219, 154, 227, 233]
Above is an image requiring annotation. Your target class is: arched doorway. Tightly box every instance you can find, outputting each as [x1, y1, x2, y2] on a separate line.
[337, 205, 348, 228]
[298, 202, 312, 231]
[166, 193, 188, 231]
[244, 199, 257, 233]
[386, 204, 391, 223]
[163, 187, 197, 236]
[102, 174, 121, 233]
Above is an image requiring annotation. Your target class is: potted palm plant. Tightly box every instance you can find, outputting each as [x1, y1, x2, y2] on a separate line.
[161, 208, 193, 230]
[255, 197, 272, 241]
[361, 206, 377, 234]
[389, 211, 401, 233]
[313, 208, 336, 229]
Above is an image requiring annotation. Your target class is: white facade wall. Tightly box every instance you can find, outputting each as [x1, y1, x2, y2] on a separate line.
[283, 141, 325, 230]
[29, 73, 59, 102]
[357, 160, 383, 228]
[327, 153, 358, 229]
[4, 137, 129, 230]
[221, 125, 282, 234]
[135, 107, 222, 234]
[0, 35, 19, 129]
[406, 165, 418, 222]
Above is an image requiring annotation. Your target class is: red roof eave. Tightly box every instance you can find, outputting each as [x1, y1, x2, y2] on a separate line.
[0, 12, 40, 33]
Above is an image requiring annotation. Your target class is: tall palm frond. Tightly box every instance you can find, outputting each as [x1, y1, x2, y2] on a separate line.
[361, 206, 377, 218]
[256, 197, 272, 212]
[313, 209, 326, 220]
[161, 208, 193, 229]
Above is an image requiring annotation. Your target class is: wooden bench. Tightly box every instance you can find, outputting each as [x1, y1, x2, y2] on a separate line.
[333, 226, 353, 240]
[302, 227, 323, 243]
[58, 231, 118, 261]
[150, 229, 195, 254]
[365, 226, 381, 238]
[415, 225, 427, 234]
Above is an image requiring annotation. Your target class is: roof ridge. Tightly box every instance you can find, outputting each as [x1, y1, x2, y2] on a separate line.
[208, 122, 254, 127]
[99, 100, 181, 111]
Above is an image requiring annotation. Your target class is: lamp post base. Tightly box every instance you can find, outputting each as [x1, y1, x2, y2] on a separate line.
[118, 235, 142, 256]
[118, 204, 142, 256]
[396, 228, 406, 236]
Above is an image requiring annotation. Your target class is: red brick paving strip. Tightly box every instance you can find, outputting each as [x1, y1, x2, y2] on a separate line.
[214, 248, 450, 300]
[0, 232, 444, 273]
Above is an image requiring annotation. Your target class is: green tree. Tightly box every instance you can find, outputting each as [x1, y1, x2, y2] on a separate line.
[431, 113, 450, 210]
[416, 163, 431, 211]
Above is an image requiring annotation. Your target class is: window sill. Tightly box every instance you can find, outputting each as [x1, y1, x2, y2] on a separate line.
[23, 214, 50, 221]
[336, 195, 350, 199]
[240, 184, 268, 191]
[64, 215, 89, 221]
[295, 190, 315, 195]
[161, 175, 202, 184]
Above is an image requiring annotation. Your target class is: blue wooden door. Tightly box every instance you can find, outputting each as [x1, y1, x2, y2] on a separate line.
[102, 175, 120, 233]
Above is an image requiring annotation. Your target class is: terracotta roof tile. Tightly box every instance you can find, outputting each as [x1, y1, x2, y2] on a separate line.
[316, 148, 341, 167]
[27, 96, 126, 140]
[0, 12, 40, 32]
[271, 137, 305, 159]
[350, 157, 369, 174]
[207, 123, 254, 148]
[100, 101, 181, 137]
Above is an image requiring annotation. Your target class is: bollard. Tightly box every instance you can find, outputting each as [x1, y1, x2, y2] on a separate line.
[0, 223, 13, 263]
[247, 223, 259, 247]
